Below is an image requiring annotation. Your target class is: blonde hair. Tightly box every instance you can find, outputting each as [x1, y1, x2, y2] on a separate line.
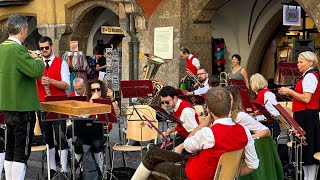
[250, 73, 268, 92]
[299, 51, 318, 67]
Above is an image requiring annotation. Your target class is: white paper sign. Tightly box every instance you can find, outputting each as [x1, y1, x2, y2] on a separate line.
[283, 5, 301, 26]
[154, 27, 173, 59]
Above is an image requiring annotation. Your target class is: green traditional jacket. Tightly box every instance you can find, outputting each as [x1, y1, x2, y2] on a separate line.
[0, 39, 44, 111]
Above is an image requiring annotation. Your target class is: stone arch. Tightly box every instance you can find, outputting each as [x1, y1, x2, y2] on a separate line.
[193, 0, 320, 76]
[61, 0, 119, 54]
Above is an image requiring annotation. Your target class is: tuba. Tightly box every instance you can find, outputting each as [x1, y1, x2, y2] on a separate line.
[219, 72, 228, 87]
[140, 53, 165, 105]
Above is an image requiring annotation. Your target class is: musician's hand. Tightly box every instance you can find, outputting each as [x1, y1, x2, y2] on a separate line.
[173, 144, 184, 154]
[28, 50, 38, 59]
[107, 88, 114, 99]
[91, 92, 100, 100]
[278, 87, 291, 96]
[163, 131, 171, 136]
[180, 76, 186, 82]
[42, 76, 50, 85]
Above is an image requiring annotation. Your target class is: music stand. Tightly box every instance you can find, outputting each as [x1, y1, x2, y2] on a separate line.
[238, 90, 254, 113]
[176, 89, 191, 103]
[277, 62, 302, 83]
[273, 104, 306, 180]
[252, 102, 279, 137]
[229, 79, 248, 91]
[120, 80, 154, 98]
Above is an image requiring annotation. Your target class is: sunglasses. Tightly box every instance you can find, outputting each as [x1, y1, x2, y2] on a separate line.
[91, 88, 101, 92]
[160, 101, 171, 105]
[40, 46, 50, 51]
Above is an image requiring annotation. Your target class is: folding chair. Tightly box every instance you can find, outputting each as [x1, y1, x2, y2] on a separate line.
[214, 149, 244, 180]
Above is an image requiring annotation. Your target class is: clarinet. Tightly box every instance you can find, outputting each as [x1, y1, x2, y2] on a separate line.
[44, 83, 51, 96]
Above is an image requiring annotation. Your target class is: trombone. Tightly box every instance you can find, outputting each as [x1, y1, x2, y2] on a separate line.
[186, 68, 201, 85]
[219, 72, 228, 86]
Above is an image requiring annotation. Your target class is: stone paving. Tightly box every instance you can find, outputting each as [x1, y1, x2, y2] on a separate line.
[24, 115, 152, 180]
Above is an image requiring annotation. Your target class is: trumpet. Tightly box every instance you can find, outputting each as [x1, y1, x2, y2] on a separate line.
[219, 72, 228, 87]
[186, 68, 201, 85]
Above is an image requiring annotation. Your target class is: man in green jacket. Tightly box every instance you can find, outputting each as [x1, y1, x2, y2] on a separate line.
[0, 13, 44, 180]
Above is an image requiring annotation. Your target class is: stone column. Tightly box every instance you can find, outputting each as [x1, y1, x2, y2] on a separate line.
[38, 24, 73, 57]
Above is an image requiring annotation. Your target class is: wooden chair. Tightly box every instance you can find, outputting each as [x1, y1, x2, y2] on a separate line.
[112, 105, 158, 168]
[214, 149, 244, 180]
[31, 115, 49, 177]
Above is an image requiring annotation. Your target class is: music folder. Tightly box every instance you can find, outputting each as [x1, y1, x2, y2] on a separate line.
[273, 104, 307, 145]
[68, 95, 87, 101]
[120, 80, 154, 98]
[251, 102, 278, 123]
[149, 105, 182, 124]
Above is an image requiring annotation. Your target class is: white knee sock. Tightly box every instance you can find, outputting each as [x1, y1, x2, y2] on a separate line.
[131, 163, 151, 180]
[49, 148, 57, 171]
[303, 166, 309, 180]
[4, 160, 12, 180]
[75, 154, 82, 171]
[12, 162, 26, 180]
[59, 149, 68, 172]
[307, 164, 319, 180]
[94, 152, 104, 172]
[0, 153, 5, 178]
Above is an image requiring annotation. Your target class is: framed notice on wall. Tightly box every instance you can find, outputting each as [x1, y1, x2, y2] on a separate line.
[154, 27, 173, 59]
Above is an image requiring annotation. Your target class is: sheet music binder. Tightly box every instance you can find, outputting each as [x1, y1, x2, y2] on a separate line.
[238, 90, 254, 113]
[251, 102, 278, 123]
[44, 95, 69, 119]
[68, 96, 87, 101]
[277, 62, 302, 82]
[120, 80, 154, 98]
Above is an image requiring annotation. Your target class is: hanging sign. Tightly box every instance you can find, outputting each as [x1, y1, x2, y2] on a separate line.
[101, 26, 124, 35]
[283, 5, 301, 26]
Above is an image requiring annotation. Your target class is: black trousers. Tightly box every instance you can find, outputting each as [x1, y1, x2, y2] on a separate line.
[4, 111, 35, 163]
[38, 111, 68, 150]
[143, 148, 189, 180]
[294, 109, 320, 165]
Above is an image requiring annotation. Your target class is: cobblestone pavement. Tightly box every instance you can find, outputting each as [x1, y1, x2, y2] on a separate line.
[24, 115, 156, 180]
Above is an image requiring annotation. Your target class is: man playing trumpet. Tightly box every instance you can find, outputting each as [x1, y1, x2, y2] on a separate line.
[186, 68, 209, 97]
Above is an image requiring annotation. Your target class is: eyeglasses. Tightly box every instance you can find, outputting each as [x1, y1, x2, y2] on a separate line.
[91, 88, 101, 92]
[40, 46, 50, 51]
[160, 101, 171, 105]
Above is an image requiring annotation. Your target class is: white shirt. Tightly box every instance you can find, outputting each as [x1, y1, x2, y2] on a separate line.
[8, 37, 22, 45]
[188, 54, 200, 68]
[255, 91, 280, 121]
[302, 68, 318, 93]
[43, 55, 70, 86]
[236, 112, 269, 133]
[184, 118, 259, 169]
[173, 99, 198, 132]
[194, 78, 209, 95]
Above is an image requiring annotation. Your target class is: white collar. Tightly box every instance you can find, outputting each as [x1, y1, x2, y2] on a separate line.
[8, 37, 22, 45]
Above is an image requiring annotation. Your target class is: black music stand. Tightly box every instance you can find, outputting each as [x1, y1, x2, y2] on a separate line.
[277, 62, 302, 83]
[273, 104, 306, 180]
[120, 80, 154, 98]
[229, 79, 248, 91]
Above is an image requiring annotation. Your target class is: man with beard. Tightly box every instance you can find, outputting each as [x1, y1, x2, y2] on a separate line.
[36, 36, 70, 179]
[187, 68, 209, 96]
